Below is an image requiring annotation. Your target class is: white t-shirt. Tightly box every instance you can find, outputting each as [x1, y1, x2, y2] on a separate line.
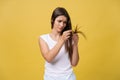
[40, 34, 73, 77]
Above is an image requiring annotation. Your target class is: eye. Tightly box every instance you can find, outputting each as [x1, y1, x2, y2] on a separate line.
[58, 20, 62, 23]
[64, 21, 67, 24]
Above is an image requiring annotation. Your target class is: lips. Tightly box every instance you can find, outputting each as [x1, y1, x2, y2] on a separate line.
[59, 28, 64, 31]
[59, 26, 64, 29]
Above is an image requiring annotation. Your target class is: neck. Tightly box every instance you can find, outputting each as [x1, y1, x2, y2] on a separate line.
[51, 29, 61, 36]
[50, 29, 61, 41]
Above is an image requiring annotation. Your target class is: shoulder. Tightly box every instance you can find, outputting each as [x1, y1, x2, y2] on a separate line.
[39, 34, 49, 39]
[40, 34, 48, 37]
[38, 33, 49, 43]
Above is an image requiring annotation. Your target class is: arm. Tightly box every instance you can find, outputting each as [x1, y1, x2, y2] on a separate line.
[38, 37, 64, 63]
[71, 33, 80, 66]
[38, 30, 72, 63]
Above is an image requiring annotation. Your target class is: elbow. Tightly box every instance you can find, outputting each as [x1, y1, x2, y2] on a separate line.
[42, 54, 54, 63]
[46, 59, 52, 63]
[71, 62, 78, 67]
[71, 58, 80, 67]
[44, 57, 53, 63]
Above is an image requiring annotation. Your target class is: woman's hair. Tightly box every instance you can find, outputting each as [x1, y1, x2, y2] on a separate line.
[51, 7, 73, 60]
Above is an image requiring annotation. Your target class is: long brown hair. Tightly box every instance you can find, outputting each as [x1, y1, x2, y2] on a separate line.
[51, 7, 73, 60]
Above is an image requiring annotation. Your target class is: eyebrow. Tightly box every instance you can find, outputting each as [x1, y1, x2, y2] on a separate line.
[57, 19, 67, 21]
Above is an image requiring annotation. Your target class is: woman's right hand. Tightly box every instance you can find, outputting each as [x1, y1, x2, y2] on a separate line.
[60, 30, 72, 42]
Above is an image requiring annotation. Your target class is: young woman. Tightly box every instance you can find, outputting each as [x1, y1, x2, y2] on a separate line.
[38, 7, 79, 80]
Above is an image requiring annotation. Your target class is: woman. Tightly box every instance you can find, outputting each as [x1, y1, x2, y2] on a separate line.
[38, 7, 79, 80]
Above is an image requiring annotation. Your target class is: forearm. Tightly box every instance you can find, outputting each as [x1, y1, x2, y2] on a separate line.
[45, 39, 64, 62]
[71, 44, 79, 66]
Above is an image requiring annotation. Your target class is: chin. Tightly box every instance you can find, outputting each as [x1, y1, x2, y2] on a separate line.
[57, 31, 62, 33]
[57, 29, 63, 32]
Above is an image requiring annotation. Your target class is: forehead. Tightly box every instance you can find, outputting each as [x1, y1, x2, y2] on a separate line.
[55, 15, 67, 21]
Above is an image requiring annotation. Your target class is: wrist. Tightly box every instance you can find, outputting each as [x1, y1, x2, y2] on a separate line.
[73, 43, 78, 47]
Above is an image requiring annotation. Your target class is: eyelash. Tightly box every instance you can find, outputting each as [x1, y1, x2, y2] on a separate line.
[58, 20, 62, 22]
[58, 20, 67, 24]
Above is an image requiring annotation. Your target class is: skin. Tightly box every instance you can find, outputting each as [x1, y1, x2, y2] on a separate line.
[38, 15, 79, 66]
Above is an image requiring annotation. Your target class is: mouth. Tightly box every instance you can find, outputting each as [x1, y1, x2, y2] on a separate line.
[58, 27, 64, 30]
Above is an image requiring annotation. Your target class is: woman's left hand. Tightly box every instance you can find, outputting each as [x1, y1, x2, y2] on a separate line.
[72, 33, 79, 45]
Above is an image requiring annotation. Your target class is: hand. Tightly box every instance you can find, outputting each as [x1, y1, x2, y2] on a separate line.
[72, 33, 79, 45]
[60, 30, 72, 42]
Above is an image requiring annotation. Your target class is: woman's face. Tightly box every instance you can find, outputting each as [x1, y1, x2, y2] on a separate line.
[53, 15, 67, 33]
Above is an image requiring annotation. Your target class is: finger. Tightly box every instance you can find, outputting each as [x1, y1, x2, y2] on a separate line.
[66, 36, 70, 39]
[65, 30, 72, 33]
[73, 33, 78, 35]
[63, 31, 71, 36]
[73, 33, 78, 37]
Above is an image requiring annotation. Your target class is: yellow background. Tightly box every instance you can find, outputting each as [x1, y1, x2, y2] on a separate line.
[0, 0, 120, 80]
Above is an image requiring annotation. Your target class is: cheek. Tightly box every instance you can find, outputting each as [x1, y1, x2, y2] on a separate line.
[53, 21, 59, 28]
[54, 21, 58, 25]
[63, 25, 66, 29]
[63, 23, 67, 28]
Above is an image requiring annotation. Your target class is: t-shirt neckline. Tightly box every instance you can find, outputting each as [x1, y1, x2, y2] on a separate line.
[48, 34, 58, 43]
